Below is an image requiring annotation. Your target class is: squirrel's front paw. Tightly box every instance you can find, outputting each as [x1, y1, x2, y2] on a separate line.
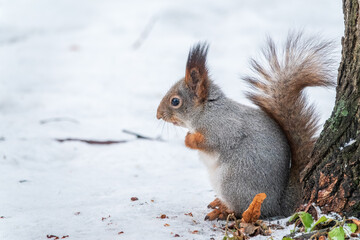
[185, 132, 205, 150]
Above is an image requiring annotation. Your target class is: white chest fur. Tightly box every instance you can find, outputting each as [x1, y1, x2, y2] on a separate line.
[198, 151, 222, 196]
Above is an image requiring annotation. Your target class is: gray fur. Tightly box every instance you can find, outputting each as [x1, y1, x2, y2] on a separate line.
[158, 79, 290, 217]
[192, 81, 290, 217]
[157, 34, 333, 218]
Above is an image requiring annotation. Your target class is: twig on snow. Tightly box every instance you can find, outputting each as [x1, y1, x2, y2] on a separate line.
[122, 129, 163, 141]
[40, 117, 79, 124]
[55, 130, 163, 145]
[56, 138, 127, 145]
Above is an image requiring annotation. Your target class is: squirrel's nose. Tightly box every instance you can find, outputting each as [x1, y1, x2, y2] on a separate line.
[156, 108, 163, 120]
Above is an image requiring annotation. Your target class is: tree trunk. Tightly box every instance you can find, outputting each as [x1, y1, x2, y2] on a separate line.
[301, 0, 360, 217]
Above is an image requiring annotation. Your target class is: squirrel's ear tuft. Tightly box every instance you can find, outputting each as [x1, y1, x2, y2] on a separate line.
[185, 42, 210, 104]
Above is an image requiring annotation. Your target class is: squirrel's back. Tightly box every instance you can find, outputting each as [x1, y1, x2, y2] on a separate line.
[194, 92, 291, 217]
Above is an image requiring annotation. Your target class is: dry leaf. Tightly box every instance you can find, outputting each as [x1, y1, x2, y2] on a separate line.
[164, 223, 170, 227]
[130, 197, 138, 201]
[241, 222, 258, 235]
[241, 193, 267, 223]
[47, 235, 58, 239]
[185, 212, 193, 217]
[158, 214, 168, 219]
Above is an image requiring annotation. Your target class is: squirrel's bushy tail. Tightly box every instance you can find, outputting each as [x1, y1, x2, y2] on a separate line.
[244, 33, 335, 214]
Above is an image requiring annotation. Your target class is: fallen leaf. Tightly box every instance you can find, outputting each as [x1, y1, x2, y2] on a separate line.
[118, 231, 124, 235]
[191, 230, 199, 234]
[47, 235, 58, 239]
[185, 212, 193, 217]
[328, 226, 345, 240]
[131, 197, 138, 201]
[61, 236, 69, 239]
[158, 214, 168, 219]
[174, 234, 180, 237]
[241, 193, 267, 223]
[164, 223, 170, 227]
[268, 224, 284, 230]
[241, 222, 259, 235]
[351, 233, 359, 238]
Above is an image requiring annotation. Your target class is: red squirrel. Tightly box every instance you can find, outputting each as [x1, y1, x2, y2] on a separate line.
[157, 33, 334, 220]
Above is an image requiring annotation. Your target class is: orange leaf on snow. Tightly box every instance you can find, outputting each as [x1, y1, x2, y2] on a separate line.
[158, 214, 168, 219]
[185, 212, 193, 217]
[241, 193, 267, 223]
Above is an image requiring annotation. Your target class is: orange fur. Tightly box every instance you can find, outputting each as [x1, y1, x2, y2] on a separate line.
[244, 34, 334, 179]
[205, 199, 233, 221]
[241, 193, 267, 223]
[185, 132, 205, 150]
[207, 198, 222, 209]
[243, 34, 335, 212]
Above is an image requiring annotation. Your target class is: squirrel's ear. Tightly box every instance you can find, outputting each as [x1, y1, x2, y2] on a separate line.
[185, 43, 209, 104]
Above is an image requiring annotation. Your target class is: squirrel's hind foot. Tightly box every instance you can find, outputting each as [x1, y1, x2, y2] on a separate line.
[207, 197, 222, 209]
[205, 198, 233, 221]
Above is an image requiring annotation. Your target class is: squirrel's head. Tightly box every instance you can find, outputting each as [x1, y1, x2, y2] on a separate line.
[156, 43, 210, 128]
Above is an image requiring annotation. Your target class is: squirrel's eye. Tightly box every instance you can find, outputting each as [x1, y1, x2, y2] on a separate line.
[171, 97, 181, 107]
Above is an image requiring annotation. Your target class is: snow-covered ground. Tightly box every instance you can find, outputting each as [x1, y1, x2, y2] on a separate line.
[0, 0, 343, 239]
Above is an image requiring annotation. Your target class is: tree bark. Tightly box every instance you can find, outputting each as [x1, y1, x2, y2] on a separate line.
[301, 0, 360, 217]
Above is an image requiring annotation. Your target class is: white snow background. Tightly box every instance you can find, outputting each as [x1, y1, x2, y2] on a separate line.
[0, 0, 344, 239]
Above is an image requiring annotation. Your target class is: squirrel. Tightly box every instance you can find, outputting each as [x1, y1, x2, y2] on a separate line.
[156, 33, 334, 220]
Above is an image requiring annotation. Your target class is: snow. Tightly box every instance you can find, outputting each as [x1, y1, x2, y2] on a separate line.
[340, 138, 357, 150]
[0, 0, 343, 239]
